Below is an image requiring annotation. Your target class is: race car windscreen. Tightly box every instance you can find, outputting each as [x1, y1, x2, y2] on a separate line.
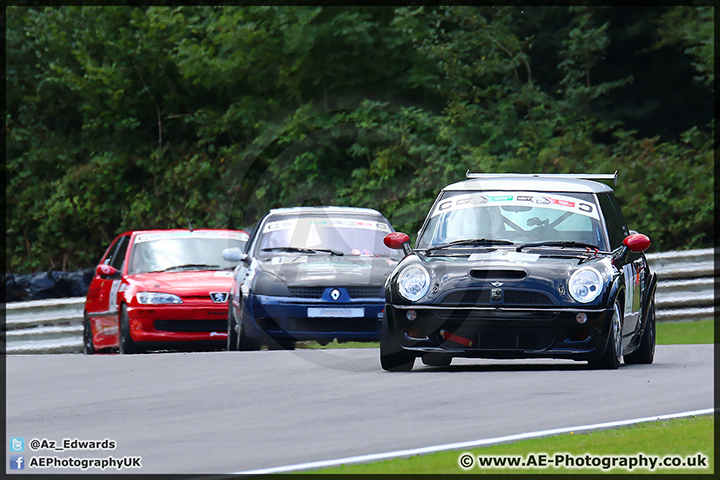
[128, 232, 249, 274]
[416, 191, 608, 250]
[256, 216, 398, 257]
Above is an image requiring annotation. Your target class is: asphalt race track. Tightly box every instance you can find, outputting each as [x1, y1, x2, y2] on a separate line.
[5, 344, 714, 475]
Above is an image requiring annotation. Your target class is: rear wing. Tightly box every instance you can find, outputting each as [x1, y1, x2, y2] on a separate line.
[465, 170, 618, 186]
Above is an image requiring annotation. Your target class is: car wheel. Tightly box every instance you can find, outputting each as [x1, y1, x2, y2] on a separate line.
[624, 299, 656, 365]
[82, 312, 95, 355]
[227, 308, 239, 351]
[380, 313, 415, 372]
[589, 300, 623, 369]
[237, 313, 261, 351]
[119, 305, 137, 354]
[422, 353, 452, 367]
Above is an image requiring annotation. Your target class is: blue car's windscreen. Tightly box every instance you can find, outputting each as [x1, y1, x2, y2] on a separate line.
[416, 191, 608, 250]
[256, 217, 398, 257]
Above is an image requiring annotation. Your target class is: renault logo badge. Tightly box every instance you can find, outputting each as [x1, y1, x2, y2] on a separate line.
[330, 289, 341, 301]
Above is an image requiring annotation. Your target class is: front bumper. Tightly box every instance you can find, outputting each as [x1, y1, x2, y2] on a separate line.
[385, 304, 614, 360]
[243, 293, 384, 342]
[126, 304, 228, 343]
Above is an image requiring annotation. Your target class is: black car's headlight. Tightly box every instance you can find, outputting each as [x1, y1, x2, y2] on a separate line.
[568, 267, 603, 303]
[252, 271, 291, 297]
[397, 265, 431, 302]
[136, 292, 183, 304]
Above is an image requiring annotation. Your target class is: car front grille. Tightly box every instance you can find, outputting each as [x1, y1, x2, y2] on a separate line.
[471, 328, 555, 350]
[288, 287, 325, 298]
[346, 286, 383, 298]
[433, 310, 558, 321]
[287, 286, 383, 299]
[504, 290, 554, 305]
[154, 320, 226, 333]
[441, 289, 553, 306]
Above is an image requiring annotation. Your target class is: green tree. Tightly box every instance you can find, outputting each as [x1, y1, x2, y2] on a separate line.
[5, 6, 713, 273]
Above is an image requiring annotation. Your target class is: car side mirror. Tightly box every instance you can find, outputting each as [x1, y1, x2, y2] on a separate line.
[223, 247, 248, 264]
[96, 264, 118, 277]
[384, 232, 412, 256]
[622, 233, 651, 253]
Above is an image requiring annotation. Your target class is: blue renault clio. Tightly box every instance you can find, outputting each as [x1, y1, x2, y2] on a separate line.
[223, 206, 401, 350]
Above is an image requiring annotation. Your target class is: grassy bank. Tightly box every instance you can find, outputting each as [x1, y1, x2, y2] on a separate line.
[302, 415, 713, 474]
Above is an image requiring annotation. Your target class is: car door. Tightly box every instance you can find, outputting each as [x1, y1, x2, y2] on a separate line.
[598, 193, 641, 340]
[87, 234, 131, 346]
[609, 195, 646, 339]
[230, 223, 260, 321]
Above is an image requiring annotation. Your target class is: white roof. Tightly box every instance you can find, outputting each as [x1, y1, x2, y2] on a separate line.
[268, 206, 385, 216]
[443, 176, 614, 194]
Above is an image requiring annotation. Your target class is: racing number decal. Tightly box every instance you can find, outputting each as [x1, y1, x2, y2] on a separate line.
[632, 263, 643, 312]
[622, 264, 634, 317]
[109, 280, 121, 313]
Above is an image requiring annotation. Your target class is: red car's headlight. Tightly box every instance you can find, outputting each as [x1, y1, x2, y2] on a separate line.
[136, 292, 183, 304]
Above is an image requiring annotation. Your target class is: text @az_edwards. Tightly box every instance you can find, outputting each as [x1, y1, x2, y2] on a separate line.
[29, 438, 116, 452]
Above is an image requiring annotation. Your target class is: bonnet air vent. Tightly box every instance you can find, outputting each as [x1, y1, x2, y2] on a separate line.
[469, 269, 528, 280]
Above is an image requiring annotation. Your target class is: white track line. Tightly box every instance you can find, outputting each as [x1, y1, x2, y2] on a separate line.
[230, 408, 715, 476]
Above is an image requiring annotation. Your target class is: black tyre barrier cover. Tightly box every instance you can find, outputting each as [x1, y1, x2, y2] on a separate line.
[4, 268, 95, 302]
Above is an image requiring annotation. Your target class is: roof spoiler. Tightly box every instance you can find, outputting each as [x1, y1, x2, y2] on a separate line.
[465, 170, 618, 186]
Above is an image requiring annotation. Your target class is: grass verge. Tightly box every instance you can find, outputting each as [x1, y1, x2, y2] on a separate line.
[657, 318, 714, 344]
[302, 415, 713, 474]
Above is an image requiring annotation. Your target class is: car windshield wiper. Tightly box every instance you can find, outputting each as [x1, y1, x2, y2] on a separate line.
[262, 247, 315, 254]
[307, 248, 344, 256]
[516, 241, 601, 252]
[426, 238, 514, 252]
[261, 247, 343, 256]
[158, 263, 221, 272]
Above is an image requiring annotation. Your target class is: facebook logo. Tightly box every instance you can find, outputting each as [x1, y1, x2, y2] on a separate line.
[10, 437, 24, 452]
[10, 455, 24, 470]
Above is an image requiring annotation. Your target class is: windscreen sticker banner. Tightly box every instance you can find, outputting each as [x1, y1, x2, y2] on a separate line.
[298, 262, 368, 276]
[430, 192, 600, 220]
[135, 231, 249, 243]
[262, 218, 391, 233]
[468, 251, 541, 262]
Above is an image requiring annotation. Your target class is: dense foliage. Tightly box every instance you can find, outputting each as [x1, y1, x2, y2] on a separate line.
[6, 6, 714, 273]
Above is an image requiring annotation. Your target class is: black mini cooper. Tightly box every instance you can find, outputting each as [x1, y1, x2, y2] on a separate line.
[380, 172, 657, 371]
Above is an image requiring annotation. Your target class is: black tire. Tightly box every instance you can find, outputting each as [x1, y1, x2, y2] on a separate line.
[624, 299, 656, 365]
[422, 353, 452, 367]
[227, 308, 239, 351]
[119, 305, 137, 354]
[380, 313, 415, 372]
[82, 312, 95, 355]
[589, 301, 623, 369]
[237, 310, 261, 351]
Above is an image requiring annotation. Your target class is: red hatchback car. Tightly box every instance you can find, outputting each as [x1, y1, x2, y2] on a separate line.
[84, 229, 249, 354]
